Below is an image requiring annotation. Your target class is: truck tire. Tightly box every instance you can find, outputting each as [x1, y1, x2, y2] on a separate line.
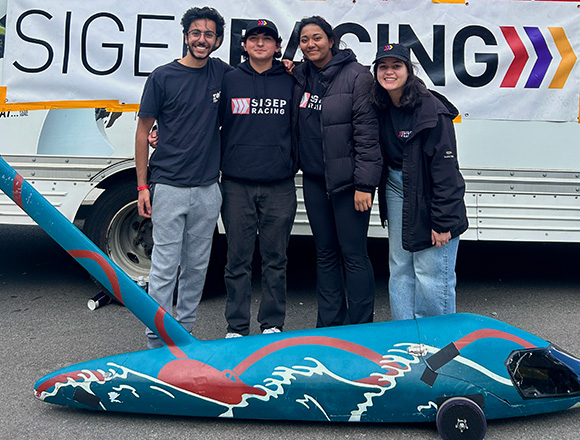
[83, 181, 152, 282]
[83, 180, 225, 297]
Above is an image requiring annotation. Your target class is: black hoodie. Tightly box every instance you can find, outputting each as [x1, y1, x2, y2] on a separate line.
[220, 60, 296, 183]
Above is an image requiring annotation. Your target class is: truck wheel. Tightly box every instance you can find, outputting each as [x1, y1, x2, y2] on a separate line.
[83, 181, 152, 282]
[436, 397, 487, 440]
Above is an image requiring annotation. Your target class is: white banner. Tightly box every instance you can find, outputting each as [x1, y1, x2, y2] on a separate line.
[2, 0, 579, 121]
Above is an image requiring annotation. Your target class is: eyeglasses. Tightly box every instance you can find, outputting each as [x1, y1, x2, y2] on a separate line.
[187, 29, 217, 40]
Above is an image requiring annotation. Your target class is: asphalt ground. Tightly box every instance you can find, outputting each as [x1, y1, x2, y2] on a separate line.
[1, 224, 580, 439]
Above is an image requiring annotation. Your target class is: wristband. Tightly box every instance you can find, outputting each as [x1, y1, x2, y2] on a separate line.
[137, 185, 149, 191]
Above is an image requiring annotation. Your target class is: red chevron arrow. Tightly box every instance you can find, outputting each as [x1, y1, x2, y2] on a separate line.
[500, 26, 529, 88]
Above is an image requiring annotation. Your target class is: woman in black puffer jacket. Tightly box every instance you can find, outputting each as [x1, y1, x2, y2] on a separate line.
[292, 16, 383, 327]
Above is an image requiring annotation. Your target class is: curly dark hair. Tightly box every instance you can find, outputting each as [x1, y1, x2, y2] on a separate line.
[181, 7, 225, 37]
[370, 57, 429, 111]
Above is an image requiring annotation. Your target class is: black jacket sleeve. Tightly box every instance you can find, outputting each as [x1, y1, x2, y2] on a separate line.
[423, 114, 467, 235]
[351, 68, 383, 192]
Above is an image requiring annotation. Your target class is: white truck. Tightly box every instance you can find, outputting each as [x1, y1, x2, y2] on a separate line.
[1, 0, 579, 282]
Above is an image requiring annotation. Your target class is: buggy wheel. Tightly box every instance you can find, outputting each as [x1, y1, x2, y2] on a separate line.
[436, 397, 487, 440]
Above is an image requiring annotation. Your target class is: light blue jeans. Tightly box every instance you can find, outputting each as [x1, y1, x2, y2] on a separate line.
[386, 168, 458, 321]
[146, 182, 222, 348]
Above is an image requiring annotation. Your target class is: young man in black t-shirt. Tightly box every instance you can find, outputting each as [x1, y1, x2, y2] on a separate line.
[135, 7, 232, 349]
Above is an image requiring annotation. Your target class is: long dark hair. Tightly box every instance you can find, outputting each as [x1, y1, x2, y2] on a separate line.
[370, 58, 429, 111]
[297, 16, 340, 57]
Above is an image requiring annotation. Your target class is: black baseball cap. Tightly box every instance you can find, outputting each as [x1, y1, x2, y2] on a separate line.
[373, 44, 410, 64]
[244, 19, 280, 39]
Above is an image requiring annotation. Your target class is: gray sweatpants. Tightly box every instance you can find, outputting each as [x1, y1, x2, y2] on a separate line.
[145, 182, 222, 348]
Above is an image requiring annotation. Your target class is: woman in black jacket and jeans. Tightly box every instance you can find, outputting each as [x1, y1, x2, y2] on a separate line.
[371, 44, 468, 321]
[292, 16, 383, 327]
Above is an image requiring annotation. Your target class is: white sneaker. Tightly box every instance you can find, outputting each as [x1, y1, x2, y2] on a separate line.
[226, 332, 243, 339]
[262, 327, 281, 334]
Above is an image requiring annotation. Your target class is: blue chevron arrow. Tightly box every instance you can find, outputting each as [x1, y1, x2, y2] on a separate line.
[524, 27, 553, 88]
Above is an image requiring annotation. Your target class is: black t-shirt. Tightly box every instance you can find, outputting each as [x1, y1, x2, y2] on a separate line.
[380, 105, 414, 169]
[138, 58, 232, 187]
[298, 66, 325, 177]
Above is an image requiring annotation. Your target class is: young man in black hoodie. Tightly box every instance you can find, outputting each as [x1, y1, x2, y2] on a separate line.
[220, 20, 297, 338]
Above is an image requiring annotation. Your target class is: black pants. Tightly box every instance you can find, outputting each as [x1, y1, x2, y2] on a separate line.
[303, 175, 375, 327]
[222, 179, 297, 334]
